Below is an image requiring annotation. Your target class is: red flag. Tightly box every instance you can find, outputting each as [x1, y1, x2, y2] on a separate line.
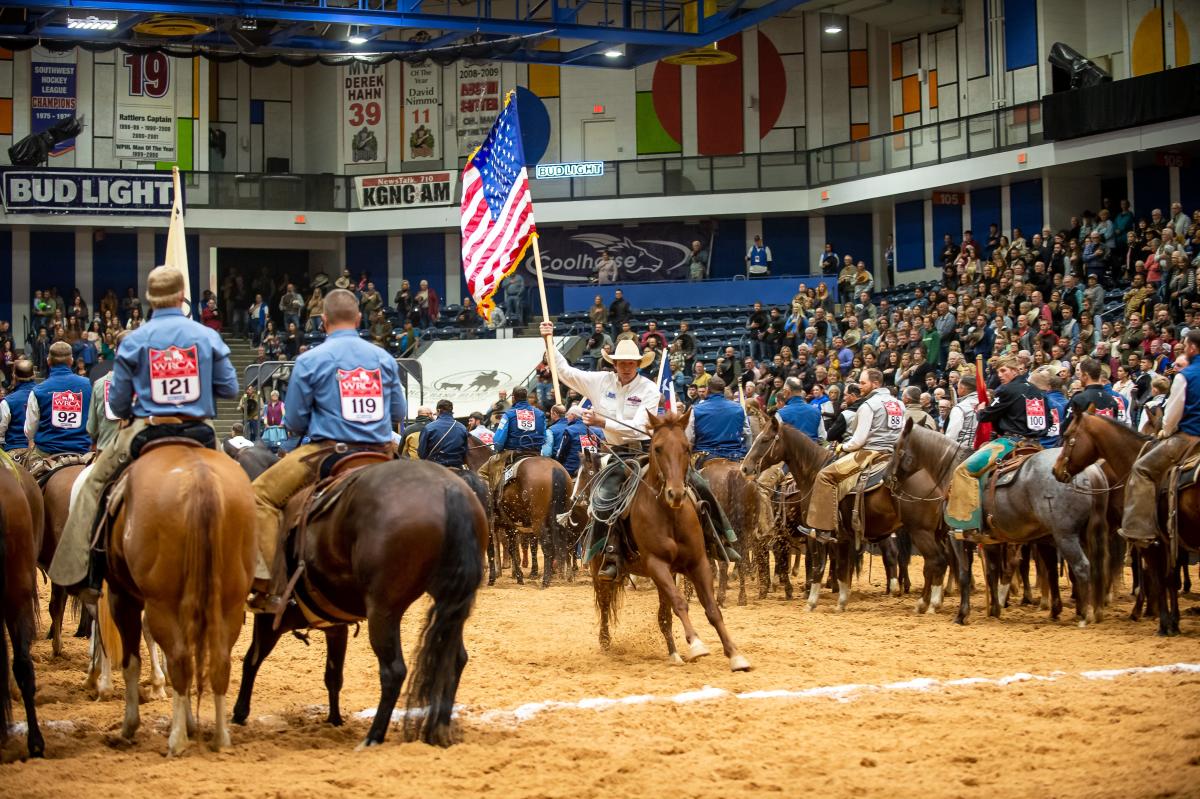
[973, 355, 992, 449]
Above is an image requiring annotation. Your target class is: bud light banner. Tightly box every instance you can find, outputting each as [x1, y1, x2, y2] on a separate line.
[519, 224, 707, 283]
[1, 170, 174, 215]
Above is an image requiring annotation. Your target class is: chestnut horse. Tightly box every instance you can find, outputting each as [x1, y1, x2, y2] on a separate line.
[1053, 412, 1200, 635]
[38, 464, 88, 657]
[593, 409, 750, 671]
[105, 444, 257, 756]
[495, 456, 573, 587]
[233, 460, 487, 748]
[0, 453, 46, 758]
[699, 457, 773, 607]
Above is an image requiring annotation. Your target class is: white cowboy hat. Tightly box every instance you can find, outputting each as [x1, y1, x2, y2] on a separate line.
[603, 339, 654, 368]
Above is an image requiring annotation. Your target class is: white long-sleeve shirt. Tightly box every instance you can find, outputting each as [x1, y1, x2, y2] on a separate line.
[552, 350, 661, 445]
[0, 400, 11, 446]
[1161, 371, 1190, 437]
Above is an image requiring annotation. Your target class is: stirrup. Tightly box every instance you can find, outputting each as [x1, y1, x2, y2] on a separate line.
[247, 591, 285, 615]
[597, 562, 620, 582]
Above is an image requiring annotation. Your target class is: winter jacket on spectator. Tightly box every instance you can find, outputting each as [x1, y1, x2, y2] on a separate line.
[608, 296, 631, 327]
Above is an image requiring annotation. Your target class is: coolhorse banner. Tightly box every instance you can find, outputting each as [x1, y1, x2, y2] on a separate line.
[1, 170, 174, 215]
[516, 223, 707, 283]
[30, 47, 78, 158]
[353, 170, 456, 210]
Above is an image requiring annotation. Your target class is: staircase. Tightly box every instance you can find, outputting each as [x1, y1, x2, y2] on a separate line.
[213, 334, 260, 441]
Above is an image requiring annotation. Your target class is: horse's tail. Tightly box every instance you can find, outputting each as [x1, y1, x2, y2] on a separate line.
[1083, 464, 1110, 617]
[404, 482, 483, 746]
[549, 466, 570, 570]
[178, 461, 219, 713]
[896, 528, 913, 563]
[0, 499, 12, 741]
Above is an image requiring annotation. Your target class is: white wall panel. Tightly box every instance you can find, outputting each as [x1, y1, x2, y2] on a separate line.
[251, 62, 291, 101]
[821, 53, 849, 144]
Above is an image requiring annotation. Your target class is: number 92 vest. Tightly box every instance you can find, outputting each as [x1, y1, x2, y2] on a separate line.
[32, 365, 92, 454]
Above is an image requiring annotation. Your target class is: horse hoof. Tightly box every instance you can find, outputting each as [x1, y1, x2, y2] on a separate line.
[729, 654, 752, 672]
[1077, 619, 1088, 628]
[805, 603, 817, 613]
[668, 652, 684, 666]
[355, 738, 382, 752]
[685, 638, 711, 661]
[914, 602, 926, 615]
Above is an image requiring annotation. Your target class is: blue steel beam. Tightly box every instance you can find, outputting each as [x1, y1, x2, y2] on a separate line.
[0, 0, 810, 65]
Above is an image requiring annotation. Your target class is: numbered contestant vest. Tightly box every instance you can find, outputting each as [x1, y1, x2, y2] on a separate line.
[859, 390, 903, 452]
[31, 365, 92, 454]
[149, 345, 201, 405]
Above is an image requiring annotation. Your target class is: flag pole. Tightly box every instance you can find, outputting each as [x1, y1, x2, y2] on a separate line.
[531, 234, 563, 407]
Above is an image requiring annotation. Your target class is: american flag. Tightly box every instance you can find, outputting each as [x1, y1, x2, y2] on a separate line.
[460, 90, 537, 320]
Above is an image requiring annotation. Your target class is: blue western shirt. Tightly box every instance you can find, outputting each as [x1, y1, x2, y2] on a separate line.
[493, 401, 546, 451]
[28, 365, 92, 454]
[556, 418, 603, 474]
[1040, 390, 1069, 448]
[284, 328, 406, 444]
[0, 381, 34, 451]
[418, 412, 469, 467]
[110, 307, 239, 418]
[541, 417, 569, 457]
[692, 395, 748, 460]
[777, 395, 823, 441]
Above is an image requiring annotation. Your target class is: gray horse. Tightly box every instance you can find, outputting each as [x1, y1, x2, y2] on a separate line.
[889, 419, 1111, 626]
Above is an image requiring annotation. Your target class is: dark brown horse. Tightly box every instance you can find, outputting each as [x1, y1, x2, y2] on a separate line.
[495, 456, 573, 587]
[699, 457, 773, 607]
[743, 414, 950, 614]
[233, 460, 487, 747]
[37, 463, 87, 657]
[0, 453, 46, 758]
[594, 409, 750, 671]
[1053, 412, 1200, 635]
[106, 444, 257, 755]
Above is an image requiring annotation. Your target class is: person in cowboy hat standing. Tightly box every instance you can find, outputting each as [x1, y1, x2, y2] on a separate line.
[51, 266, 239, 602]
[539, 321, 738, 580]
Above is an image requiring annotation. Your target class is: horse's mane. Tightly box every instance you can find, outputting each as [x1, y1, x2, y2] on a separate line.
[777, 421, 833, 477]
[1087, 411, 1151, 442]
[903, 424, 969, 486]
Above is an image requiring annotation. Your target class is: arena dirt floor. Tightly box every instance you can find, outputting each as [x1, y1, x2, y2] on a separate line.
[4, 554, 1200, 798]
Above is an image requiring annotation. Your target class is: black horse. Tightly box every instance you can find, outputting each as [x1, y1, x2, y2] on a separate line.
[232, 460, 488, 747]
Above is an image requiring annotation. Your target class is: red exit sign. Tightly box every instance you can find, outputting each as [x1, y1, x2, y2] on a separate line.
[932, 191, 962, 206]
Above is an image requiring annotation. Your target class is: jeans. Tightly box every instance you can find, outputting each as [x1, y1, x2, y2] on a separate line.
[284, 313, 300, 333]
[244, 419, 261, 441]
[504, 295, 523, 326]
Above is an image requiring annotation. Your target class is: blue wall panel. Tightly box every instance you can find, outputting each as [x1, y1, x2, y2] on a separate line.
[1133, 165, 1169, 221]
[895, 200, 926, 272]
[711, 218, 747, 278]
[31, 230, 76, 307]
[970, 186, 1002, 239]
[823, 213, 873, 270]
[0, 231, 11, 335]
[344, 235, 389, 300]
[1009, 178, 1043, 240]
[93, 233, 139, 312]
[1004, 0, 1038, 70]
[761, 215, 809, 275]
[563, 276, 825, 312]
[154, 233, 201, 318]
[932, 202, 962, 249]
[401, 233, 446, 307]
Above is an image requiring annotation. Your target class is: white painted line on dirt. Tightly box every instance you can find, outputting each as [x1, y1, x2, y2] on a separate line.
[466, 662, 1200, 726]
[14, 663, 1196, 737]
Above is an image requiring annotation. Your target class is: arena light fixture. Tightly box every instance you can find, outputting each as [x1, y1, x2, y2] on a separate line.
[604, 49, 622, 58]
[348, 26, 368, 45]
[67, 15, 118, 31]
[822, 14, 844, 34]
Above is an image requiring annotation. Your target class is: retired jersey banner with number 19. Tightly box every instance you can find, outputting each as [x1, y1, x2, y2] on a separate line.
[114, 53, 176, 161]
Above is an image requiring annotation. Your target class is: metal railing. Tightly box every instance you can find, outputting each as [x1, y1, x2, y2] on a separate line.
[181, 101, 1043, 212]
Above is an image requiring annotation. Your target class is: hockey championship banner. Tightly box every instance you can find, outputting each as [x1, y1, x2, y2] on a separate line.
[30, 47, 78, 157]
[344, 61, 386, 165]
